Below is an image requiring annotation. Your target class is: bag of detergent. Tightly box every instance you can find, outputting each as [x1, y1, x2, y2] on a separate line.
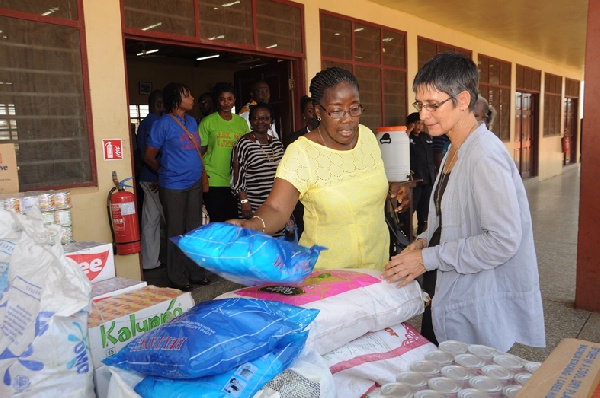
[134, 331, 309, 398]
[0, 209, 93, 397]
[103, 298, 319, 379]
[171, 222, 325, 286]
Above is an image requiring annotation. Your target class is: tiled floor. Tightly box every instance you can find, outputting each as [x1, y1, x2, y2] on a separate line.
[144, 164, 599, 362]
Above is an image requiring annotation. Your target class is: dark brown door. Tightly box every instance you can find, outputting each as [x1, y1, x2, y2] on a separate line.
[514, 92, 536, 178]
[563, 97, 578, 165]
[234, 61, 293, 142]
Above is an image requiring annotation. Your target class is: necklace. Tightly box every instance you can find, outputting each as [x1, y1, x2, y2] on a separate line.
[253, 132, 276, 162]
[435, 121, 479, 211]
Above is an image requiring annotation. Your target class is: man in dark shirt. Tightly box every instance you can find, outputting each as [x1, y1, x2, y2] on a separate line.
[407, 112, 436, 234]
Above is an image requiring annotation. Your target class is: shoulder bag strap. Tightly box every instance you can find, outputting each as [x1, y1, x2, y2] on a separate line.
[168, 113, 206, 170]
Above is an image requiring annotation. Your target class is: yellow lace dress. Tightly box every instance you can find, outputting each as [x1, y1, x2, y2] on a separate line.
[276, 124, 389, 270]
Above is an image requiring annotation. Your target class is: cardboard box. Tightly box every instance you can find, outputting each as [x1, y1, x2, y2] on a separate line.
[91, 277, 147, 301]
[64, 242, 115, 283]
[518, 338, 600, 397]
[0, 143, 19, 194]
[87, 285, 195, 369]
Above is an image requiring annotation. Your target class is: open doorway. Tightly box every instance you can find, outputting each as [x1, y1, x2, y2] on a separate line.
[124, 39, 300, 143]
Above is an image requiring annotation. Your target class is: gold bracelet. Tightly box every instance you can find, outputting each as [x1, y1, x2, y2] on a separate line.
[252, 215, 266, 232]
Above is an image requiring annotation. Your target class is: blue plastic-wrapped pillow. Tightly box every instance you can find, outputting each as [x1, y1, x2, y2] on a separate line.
[134, 331, 308, 398]
[171, 222, 326, 286]
[102, 298, 319, 379]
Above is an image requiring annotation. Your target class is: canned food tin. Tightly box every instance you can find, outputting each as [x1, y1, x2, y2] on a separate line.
[468, 376, 503, 397]
[42, 210, 56, 225]
[493, 354, 523, 371]
[380, 382, 414, 397]
[481, 365, 513, 385]
[396, 372, 428, 390]
[54, 190, 71, 209]
[441, 366, 472, 388]
[439, 340, 468, 356]
[38, 192, 55, 211]
[428, 377, 461, 395]
[524, 361, 542, 374]
[502, 385, 522, 398]
[457, 388, 492, 398]
[60, 225, 73, 245]
[409, 360, 441, 377]
[20, 195, 39, 214]
[467, 345, 497, 364]
[514, 372, 532, 386]
[4, 197, 21, 213]
[454, 354, 486, 374]
[54, 209, 72, 226]
[425, 350, 454, 366]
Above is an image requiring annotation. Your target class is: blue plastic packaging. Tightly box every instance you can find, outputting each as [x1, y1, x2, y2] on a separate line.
[171, 222, 325, 286]
[102, 298, 319, 379]
[134, 331, 308, 398]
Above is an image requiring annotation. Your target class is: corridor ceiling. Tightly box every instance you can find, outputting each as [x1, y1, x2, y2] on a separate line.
[369, 0, 588, 73]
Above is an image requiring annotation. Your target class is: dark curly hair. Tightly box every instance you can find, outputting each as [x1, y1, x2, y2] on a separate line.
[309, 67, 359, 106]
[162, 82, 191, 113]
[211, 81, 235, 105]
[248, 102, 272, 120]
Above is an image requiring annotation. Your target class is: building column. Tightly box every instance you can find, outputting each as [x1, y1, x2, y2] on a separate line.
[575, 0, 600, 312]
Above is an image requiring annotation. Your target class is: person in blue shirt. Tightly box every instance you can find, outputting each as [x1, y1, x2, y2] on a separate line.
[137, 89, 164, 271]
[144, 82, 210, 291]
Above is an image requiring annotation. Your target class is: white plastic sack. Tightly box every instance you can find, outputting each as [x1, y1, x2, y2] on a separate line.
[322, 322, 436, 398]
[0, 209, 94, 397]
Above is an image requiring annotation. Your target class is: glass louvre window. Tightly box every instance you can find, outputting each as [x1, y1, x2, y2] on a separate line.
[543, 73, 562, 137]
[382, 29, 405, 68]
[0, 15, 92, 190]
[565, 78, 580, 98]
[354, 23, 380, 64]
[0, 0, 78, 20]
[256, 0, 302, 53]
[355, 65, 382, 130]
[383, 69, 407, 127]
[124, 0, 195, 37]
[320, 12, 407, 131]
[199, 0, 253, 45]
[320, 13, 352, 60]
[479, 54, 511, 141]
[516, 65, 541, 92]
[417, 37, 472, 69]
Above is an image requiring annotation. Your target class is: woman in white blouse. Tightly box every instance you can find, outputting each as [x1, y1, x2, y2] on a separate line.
[383, 52, 545, 352]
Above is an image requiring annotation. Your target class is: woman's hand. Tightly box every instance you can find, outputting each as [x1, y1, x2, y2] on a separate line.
[389, 182, 411, 213]
[382, 249, 426, 288]
[240, 202, 253, 219]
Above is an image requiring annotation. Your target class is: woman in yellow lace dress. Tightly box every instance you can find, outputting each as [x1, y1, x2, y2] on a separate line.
[228, 67, 409, 270]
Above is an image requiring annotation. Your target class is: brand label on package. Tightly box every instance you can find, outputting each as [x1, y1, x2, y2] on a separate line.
[64, 243, 115, 282]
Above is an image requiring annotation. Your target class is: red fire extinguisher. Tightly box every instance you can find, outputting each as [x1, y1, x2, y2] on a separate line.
[107, 171, 141, 255]
[561, 136, 571, 154]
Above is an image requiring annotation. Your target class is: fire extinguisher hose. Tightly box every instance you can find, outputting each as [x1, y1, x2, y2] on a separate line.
[107, 186, 118, 254]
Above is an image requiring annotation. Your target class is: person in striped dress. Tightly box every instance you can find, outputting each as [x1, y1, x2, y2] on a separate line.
[230, 103, 285, 235]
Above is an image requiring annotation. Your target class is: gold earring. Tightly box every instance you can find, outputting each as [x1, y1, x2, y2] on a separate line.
[317, 116, 321, 121]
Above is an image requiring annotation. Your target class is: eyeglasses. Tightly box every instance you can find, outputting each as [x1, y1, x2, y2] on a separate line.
[412, 96, 454, 112]
[250, 116, 272, 122]
[319, 104, 364, 120]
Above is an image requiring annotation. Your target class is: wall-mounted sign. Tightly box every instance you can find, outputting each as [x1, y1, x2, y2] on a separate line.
[103, 139, 123, 161]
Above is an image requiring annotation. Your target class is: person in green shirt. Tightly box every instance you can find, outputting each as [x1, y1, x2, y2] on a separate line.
[199, 82, 249, 221]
